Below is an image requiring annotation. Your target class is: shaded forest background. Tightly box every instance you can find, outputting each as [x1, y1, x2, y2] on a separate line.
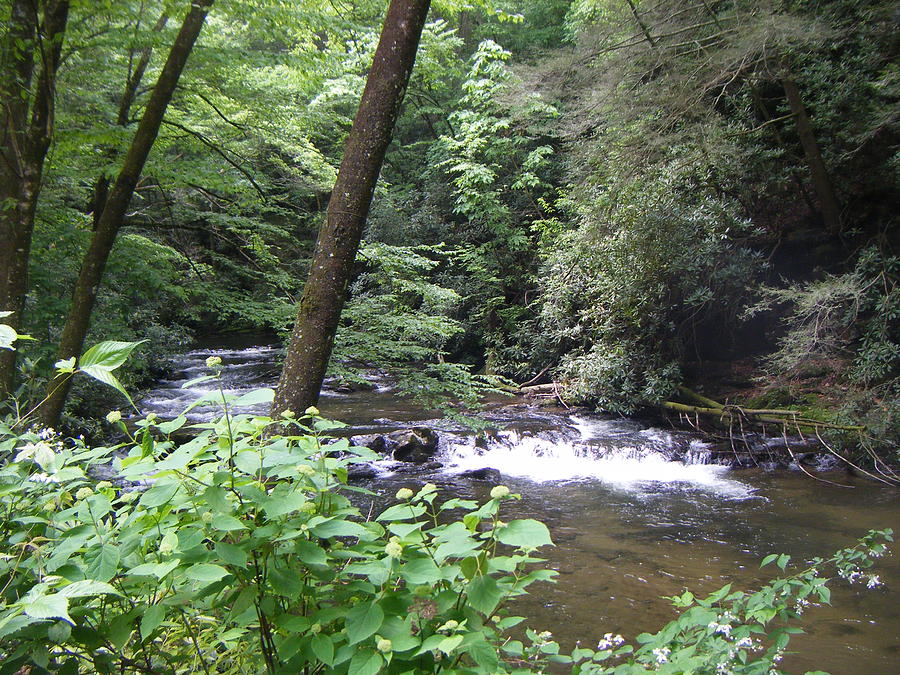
[2, 0, 897, 458]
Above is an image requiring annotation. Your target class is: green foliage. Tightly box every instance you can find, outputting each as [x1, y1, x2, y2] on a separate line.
[749, 247, 899, 386]
[0, 380, 559, 673]
[540, 164, 760, 412]
[332, 242, 509, 417]
[0, 355, 894, 674]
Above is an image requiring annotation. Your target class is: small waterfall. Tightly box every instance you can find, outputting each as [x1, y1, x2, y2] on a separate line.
[441, 417, 755, 498]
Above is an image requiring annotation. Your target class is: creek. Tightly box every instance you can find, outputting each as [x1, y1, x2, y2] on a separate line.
[140, 340, 899, 674]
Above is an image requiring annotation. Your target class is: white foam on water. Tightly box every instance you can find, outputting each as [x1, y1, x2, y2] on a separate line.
[443, 431, 754, 499]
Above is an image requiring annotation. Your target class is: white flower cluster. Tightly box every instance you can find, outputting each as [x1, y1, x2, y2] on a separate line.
[597, 633, 624, 650]
[652, 647, 670, 664]
[708, 620, 732, 637]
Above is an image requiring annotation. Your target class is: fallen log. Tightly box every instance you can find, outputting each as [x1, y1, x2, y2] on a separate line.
[660, 400, 866, 432]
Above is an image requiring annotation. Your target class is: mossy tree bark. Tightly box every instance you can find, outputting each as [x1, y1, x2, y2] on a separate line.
[0, 0, 69, 399]
[272, 0, 432, 417]
[41, 0, 213, 426]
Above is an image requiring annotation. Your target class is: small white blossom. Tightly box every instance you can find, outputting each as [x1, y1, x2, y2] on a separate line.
[652, 647, 670, 664]
[866, 575, 881, 588]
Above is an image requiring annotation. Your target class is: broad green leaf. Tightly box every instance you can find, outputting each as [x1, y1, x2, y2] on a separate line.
[138, 481, 180, 508]
[186, 564, 230, 583]
[345, 601, 384, 645]
[312, 634, 335, 665]
[23, 595, 72, 624]
[211, 514, 247, 531]
[376, 503, 426, 521]
[57, 581, 121, 598]
[466, 575, 501, 615]
[233, 388, 274, 407]
[86, 544, 119, 582]
[215, 542, 248, 566]
[496, 519, 553, 550]
[127, 560, 180, 580]
[262, 490, 308, 517]
[79, 340, 147, 371]
[348, 648, 382, 675]
[141, 605, 165, 641]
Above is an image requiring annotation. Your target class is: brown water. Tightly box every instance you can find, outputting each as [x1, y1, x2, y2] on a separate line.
[143, 344, 900, 674]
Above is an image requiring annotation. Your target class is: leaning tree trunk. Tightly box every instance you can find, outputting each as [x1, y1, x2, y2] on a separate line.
[41, 0, 213, 426]
[271, 0, 432, 417]
[0, 0, 69, 399]
[781, 74, 842, 235]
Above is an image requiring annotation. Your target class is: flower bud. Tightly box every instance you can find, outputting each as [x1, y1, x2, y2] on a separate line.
[376, 637, 392, 653]
[75, 487, 94, 501]
[395, 488, 414, 500]
[304, 406, 320, 417]
[105, 410, 122, 424]
[385, 541, 403, 558]
[490, 485, 510, 499]
[205, 356, 222, 368]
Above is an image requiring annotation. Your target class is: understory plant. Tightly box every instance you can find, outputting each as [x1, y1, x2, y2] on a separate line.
[0, 341, 893, 674]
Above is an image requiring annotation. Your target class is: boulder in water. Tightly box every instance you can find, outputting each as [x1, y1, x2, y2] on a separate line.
[389, 427, 439, 463]
[458, 467, 501, 482]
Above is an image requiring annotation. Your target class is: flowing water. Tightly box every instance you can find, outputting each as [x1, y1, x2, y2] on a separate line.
[141, 342, 900, 674]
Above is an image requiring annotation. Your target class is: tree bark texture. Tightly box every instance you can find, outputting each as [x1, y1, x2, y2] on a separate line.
[272, 0, 432, 417]
[41, 0, 213, 425]
[0, 0, 69, 398]
[781, 75, 842, 235]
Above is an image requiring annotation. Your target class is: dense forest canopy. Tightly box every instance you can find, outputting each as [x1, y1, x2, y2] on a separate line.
[0, 0, 897, 454]
[0, 2, 897, 674]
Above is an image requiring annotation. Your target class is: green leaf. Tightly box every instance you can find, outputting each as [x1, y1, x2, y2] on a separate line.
[186, 564, 230, 583]
[496, 519, 553, 550]
[211, 514, 247, 531]
[262, 490, 308, 518]
[377, 503, 426, 521]
[85, 544, 119, 582]
[79, 340, 147, 371]
[466, 575, 501, 615]
[345, 601, 384, 645]
[399, 557, 443, 585]
[348, 649, 382, 675]
[140, 605, 165, 641]
[233, 388, 275, 407]
[215, 542, 248, 566]
[78, 340, 146, 407]
[57, 581, 121, 598]
[311, 634, 335, 665]
[438, 634, 464, 655]
[761, 554, 778, 568]
[23, 594, 72, 624]
[139, 481, 180, 508]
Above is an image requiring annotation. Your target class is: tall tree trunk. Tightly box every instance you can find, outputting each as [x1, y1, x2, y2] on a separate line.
[90, 10, 169, 229]
[41, 0, 213, 426]
[781, 75, 842, 235]
[272, 0, 432, 417]
[0, 0, 69, 398]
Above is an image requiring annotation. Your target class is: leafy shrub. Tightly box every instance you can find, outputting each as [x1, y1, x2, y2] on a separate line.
[540, 165, 760, 412]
